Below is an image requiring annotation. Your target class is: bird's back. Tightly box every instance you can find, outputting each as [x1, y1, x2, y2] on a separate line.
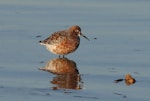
[40, 30, 68, 45]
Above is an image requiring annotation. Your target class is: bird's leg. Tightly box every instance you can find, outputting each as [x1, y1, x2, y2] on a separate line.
[58, 55, 65, 58]
[58, 55, 61, 58]
[62, 55, 65, 58]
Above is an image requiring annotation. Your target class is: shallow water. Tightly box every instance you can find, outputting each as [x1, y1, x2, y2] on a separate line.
[0, 0, 150, 101]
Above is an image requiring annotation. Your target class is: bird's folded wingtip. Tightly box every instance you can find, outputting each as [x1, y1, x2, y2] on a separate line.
[39, 40, 45, 45]
[39, 40, 42, 43]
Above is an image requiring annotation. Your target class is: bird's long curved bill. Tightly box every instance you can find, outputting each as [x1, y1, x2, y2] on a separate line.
[81, 33, 90, 41]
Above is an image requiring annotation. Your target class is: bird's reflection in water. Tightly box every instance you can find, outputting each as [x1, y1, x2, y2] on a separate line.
[40, 58, 83, 90]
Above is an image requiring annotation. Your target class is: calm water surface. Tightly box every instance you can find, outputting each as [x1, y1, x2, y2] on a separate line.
[0, 0, 150, 101]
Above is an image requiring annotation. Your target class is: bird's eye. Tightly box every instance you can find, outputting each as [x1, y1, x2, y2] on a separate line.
[75, 30, 79, 33]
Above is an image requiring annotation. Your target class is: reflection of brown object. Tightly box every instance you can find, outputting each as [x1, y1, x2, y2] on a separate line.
[39, 58, 83, 90]
[40, 58, 78, 74]
[51, 73, 82, 90]
[125, 74, 136, 86]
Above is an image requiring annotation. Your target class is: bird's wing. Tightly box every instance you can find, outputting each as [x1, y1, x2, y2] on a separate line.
[41, 30, 68, 45]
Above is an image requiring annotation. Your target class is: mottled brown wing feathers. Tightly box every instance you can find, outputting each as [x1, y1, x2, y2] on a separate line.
[40, 30, 68, 45]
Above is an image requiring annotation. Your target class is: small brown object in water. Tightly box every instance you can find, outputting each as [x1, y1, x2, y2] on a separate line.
[125, 74, 136, 86]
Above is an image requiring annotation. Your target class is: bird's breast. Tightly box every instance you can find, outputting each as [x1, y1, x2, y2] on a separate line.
[46, 37, 80, 55]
